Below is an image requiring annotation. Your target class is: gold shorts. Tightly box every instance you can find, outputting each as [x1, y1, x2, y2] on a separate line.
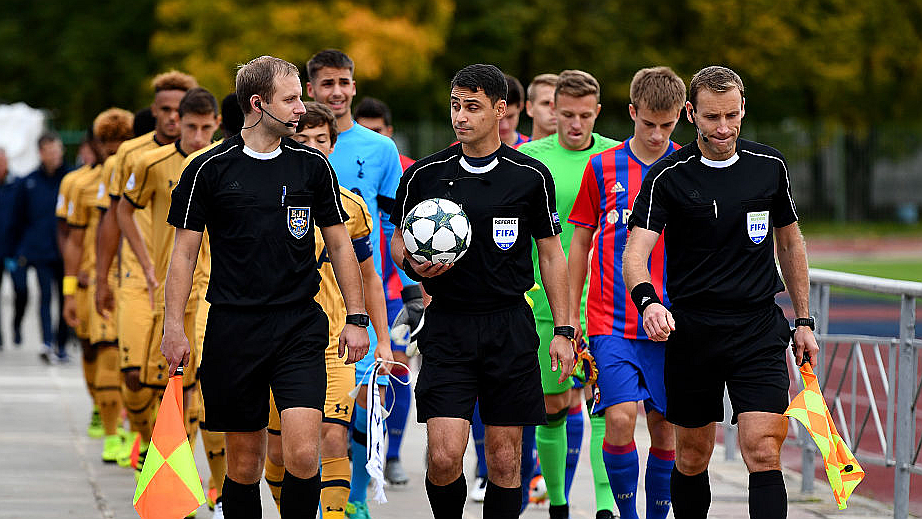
[88, 283, 118, 345]
[117, 284, 154, 371]
[145, 308, 198, 388]
[74, 286, 90, 339]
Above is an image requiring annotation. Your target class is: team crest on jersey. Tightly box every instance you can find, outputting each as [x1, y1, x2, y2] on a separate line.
[287, 207, 311, 239]
[747, 211, 769, 244]
[493, 217, 519, 250]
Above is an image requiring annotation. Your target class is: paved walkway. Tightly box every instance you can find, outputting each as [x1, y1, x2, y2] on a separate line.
[0, 279, 905, 518]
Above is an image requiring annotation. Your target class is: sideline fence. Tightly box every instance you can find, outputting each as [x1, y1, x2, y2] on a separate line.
[721, 268, 921, 519]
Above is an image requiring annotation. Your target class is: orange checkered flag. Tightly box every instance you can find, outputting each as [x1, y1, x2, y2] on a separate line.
[133, 366, 205, 519]
[784, 362, 864, 510]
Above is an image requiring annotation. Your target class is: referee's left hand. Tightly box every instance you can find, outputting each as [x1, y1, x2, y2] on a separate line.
[549, 335, 575, 383]
[339, 324, 370, 365]
[793, 326, 819, 368]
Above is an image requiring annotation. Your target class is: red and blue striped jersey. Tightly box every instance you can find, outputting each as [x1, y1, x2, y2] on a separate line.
[568, 137, 679, 339]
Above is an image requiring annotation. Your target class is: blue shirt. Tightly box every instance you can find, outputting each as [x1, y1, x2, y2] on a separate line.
[9, 164, 69, 263]
[328, 122, 407, 280]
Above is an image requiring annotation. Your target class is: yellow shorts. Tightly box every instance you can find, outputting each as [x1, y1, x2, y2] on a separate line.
[267, 342, 356, 433]
[74, 286, 90, 339]
[145, 308, 198, 388]
[88, 283, 118, 345]
[117, 284, 154, 371]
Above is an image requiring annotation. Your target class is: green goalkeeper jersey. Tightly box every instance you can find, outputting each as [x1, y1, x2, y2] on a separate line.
[518, 133, 621, 324]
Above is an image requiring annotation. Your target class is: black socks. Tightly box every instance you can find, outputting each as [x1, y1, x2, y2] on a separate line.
[670, 467, 710, 519]
[280, 470, 321, 519]
[483, 480, 522, 519]
[222, 476, 261, 519]
[749, 469, 787, 519]
[426, 473, 467, 519]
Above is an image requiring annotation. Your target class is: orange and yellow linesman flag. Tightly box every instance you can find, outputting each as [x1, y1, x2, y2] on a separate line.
[133, 367, 205, 519]
[784, 362, 864, 510]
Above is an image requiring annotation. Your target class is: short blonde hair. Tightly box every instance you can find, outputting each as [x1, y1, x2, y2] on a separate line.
[93, 108, 134, 143]
[527, 73, 559, 101]
[630, 67, 686, 113]
[688, 66, 744, 109]
[555, 70, 600, 102]
[235, 55, 299, 115]
[151, 70, 197, 93]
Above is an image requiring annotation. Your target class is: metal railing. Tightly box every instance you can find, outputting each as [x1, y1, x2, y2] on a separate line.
[721, 268, 921, 519]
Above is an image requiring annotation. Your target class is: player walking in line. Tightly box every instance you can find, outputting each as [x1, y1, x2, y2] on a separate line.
[120, 88, 222, 485]
[390, 63, 574, 519]
[62, 108, 135, 463]
[500, 74, 530, 148]
[518, 69, 620, 519]
[624, 65, 819, 519]
[306, 49, 407, 515]
[262, 103, 392, 519]
[162, 55, 369, 519]
[95, 71, 197, 468]
[354, 95, 419, 489]
[568, 66, 686, 519]
[525, 74, 559, 142]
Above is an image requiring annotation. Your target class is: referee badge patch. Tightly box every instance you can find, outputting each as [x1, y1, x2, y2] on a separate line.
[287, 206, 311, 239]
[493, 217, 519, 250]
[747, 211, 769, 244]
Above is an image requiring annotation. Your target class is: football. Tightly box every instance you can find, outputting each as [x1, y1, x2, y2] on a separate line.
[402, 198, 472, 264]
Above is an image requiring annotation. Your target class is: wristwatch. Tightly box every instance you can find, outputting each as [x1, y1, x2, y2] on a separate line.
[794, 317, 815, 331]
[345, 313, 370, 327]
[553, 325, 576, 340]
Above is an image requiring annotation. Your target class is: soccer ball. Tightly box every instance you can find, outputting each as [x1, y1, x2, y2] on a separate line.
[402, 198, 472, 264]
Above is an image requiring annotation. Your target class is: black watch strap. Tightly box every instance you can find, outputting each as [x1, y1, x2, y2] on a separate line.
[794, 317, 815, 330]
[553, 325, 575, 340]
[346, 313, 370, 327]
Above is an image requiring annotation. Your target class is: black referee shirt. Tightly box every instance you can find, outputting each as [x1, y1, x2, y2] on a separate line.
[390, 143, 562, 312]
[628, 138, 798, 310]
[168, 134, 347, 307]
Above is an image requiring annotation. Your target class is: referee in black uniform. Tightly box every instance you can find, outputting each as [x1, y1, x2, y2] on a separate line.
[623, 66, 819, 519]
[390, 64, 575, 519]
[161, 55, 370, 519]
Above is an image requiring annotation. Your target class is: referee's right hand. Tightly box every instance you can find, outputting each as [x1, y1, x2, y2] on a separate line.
[642, 304, 675, 341]
[403, 250, 453, 278]
[161, 325, 190, 376]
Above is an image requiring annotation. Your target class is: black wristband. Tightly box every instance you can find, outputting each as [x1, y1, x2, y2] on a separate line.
[401, 258, 424, 282]
[630, 282, 662, 314]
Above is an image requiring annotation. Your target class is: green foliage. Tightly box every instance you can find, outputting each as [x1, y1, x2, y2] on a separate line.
[0, 0, 157, 128]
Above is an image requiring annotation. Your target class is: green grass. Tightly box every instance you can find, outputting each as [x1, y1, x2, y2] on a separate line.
[800, 220, 922, 238]
[810, 260, 922, 283]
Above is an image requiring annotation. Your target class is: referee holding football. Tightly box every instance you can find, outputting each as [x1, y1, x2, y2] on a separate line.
[390, 64, 575, 519]
[161, 55, 370, 519]
[623, 66, 818, 519]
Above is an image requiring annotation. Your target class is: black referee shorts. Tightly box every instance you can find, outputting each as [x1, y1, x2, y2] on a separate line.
[199, 301, 328, 432]
[664, 302, 790, 428]
[415, 300, 546, 426]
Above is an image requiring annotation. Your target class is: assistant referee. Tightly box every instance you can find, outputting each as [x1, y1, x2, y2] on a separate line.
[160, 55, 370, 519]
[623, 66, 818, 519]
[391, 64, 574, 519]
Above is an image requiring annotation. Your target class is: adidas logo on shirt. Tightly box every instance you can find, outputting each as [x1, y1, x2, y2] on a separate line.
[610, 182, 625, 193]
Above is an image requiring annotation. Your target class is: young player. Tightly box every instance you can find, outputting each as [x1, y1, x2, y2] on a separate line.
[305, 49, 406, 511]
[161, 55, 369, 519]
[261, 103, 392, 519]
[518, 69, 621, 519]
[500, 74, 530, 147]
[568, 67, 686, 519]
[354, 95, 418, 487]
[391, 63, 574, 519]
[94, 71, 197, 467]
[120, 88, 221, 483]
[525, 74, 559, 142]
[62, 108, 135, 462]
[624, 66, 818, 519]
